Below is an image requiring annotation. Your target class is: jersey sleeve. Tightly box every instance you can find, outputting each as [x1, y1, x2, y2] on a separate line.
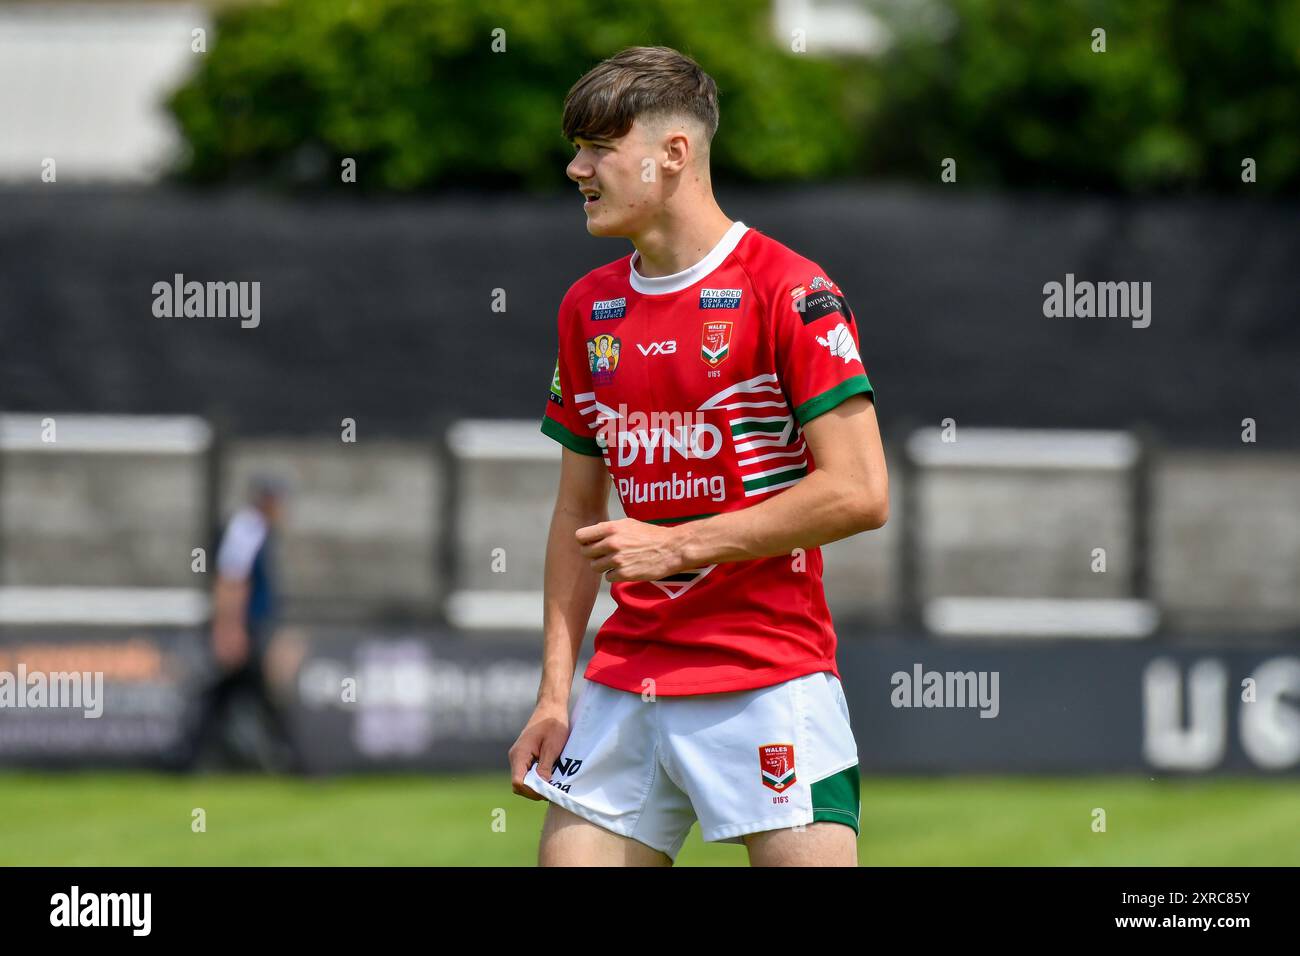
[771, 265, 875, 425]
[540, 304, 603, 456]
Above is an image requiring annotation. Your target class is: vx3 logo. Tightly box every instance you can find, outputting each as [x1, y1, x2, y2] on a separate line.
[637, 340, 677, 356]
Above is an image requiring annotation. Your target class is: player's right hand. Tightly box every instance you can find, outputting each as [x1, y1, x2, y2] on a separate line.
[508, 700, 571, 800]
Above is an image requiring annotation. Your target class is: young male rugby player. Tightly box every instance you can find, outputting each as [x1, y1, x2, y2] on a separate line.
[509, 46, 889, 867]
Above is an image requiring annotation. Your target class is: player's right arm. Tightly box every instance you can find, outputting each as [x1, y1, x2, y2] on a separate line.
[211, 576, 252, 669]
[510, 295, 610, 799]
[510, 448, 609, 799]
[539, 446, 609, 706]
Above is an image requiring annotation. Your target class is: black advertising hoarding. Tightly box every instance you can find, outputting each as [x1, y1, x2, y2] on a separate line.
[278, 629, 567, 774]
[0, 628, 207, 767]
[839, 640, 1300, 774]
[280, 629, 1300, 776]
[2, 626, 1298, 775]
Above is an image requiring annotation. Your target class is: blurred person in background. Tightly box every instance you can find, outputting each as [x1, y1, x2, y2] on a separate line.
[186, 475, 300, 773]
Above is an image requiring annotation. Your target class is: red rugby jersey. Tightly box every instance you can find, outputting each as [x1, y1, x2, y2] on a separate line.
[541, 222, 875, 695]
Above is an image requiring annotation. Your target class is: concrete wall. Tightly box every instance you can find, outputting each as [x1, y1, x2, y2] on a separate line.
[916, 468, 1135, 600]
[3, 425, 1297, 633]
[1153, 451, 1300, 631]
[1, 449, 206, 587]
[451, 452, 623, 593]
[220, 439, 442, 623]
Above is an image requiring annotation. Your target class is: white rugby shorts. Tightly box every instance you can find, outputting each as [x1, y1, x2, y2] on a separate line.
[523, 669, 860, 859]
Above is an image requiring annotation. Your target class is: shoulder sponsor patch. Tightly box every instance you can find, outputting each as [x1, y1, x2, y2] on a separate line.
[790, 276, 853, 325]
[548, 357, 563, 405]
[700, 288, 742, 310]
[591, 297, 627, 321]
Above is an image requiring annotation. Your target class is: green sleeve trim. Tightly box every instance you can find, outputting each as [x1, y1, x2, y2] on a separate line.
[793, 374, 874, 425]
[540, 416, 602, 456]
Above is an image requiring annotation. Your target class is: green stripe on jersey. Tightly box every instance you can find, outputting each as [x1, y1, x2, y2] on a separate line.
[742, 463, 808, 492]
[731, 419, 789, 437]
[540, 416, 602, 456]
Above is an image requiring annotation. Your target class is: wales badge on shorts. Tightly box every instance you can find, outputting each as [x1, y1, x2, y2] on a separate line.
[759, 743, 797, 792]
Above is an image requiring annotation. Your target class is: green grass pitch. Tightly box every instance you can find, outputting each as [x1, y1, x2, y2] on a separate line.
[2, 772, 1297, 866]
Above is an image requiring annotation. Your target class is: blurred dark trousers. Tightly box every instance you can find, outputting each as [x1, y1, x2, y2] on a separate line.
[183, 654, 301, 773]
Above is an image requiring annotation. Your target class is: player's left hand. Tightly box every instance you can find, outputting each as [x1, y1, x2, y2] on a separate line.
[576, 518, 687, 582]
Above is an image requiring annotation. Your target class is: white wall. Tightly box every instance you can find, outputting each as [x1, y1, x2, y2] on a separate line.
[0, 3, 209, 182]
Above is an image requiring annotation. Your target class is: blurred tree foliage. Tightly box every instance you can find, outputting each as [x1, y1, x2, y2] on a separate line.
[168, 0, 1299, 193]
[167, 0, 865, 191]
[867, 0, 1300, 193]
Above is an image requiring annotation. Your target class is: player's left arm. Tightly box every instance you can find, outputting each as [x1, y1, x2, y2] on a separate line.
[577, 394, 888, 581]
[681, 392, 887, 564]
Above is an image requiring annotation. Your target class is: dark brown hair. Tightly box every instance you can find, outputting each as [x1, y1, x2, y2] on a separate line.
[562, 46, 719, 145]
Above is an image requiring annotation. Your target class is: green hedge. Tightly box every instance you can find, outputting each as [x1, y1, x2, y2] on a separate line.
[168, 0, 1300, 193]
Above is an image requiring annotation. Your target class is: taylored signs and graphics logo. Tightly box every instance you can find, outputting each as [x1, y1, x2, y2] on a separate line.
[701, 321, 732, 367]
[587, 334, 620, 386]
[759, 743, 796, 792]
[699, 288, 742, 309]
[591, 297, 627, 321]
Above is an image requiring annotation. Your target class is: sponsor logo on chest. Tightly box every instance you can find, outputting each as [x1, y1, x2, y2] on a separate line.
[699, 287, 742, 310]
[637, 340, 677, 356]
[591, 297, 627, 321]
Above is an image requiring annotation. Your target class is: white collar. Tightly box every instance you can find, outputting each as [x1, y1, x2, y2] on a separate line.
[628, 221, 749, 295]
